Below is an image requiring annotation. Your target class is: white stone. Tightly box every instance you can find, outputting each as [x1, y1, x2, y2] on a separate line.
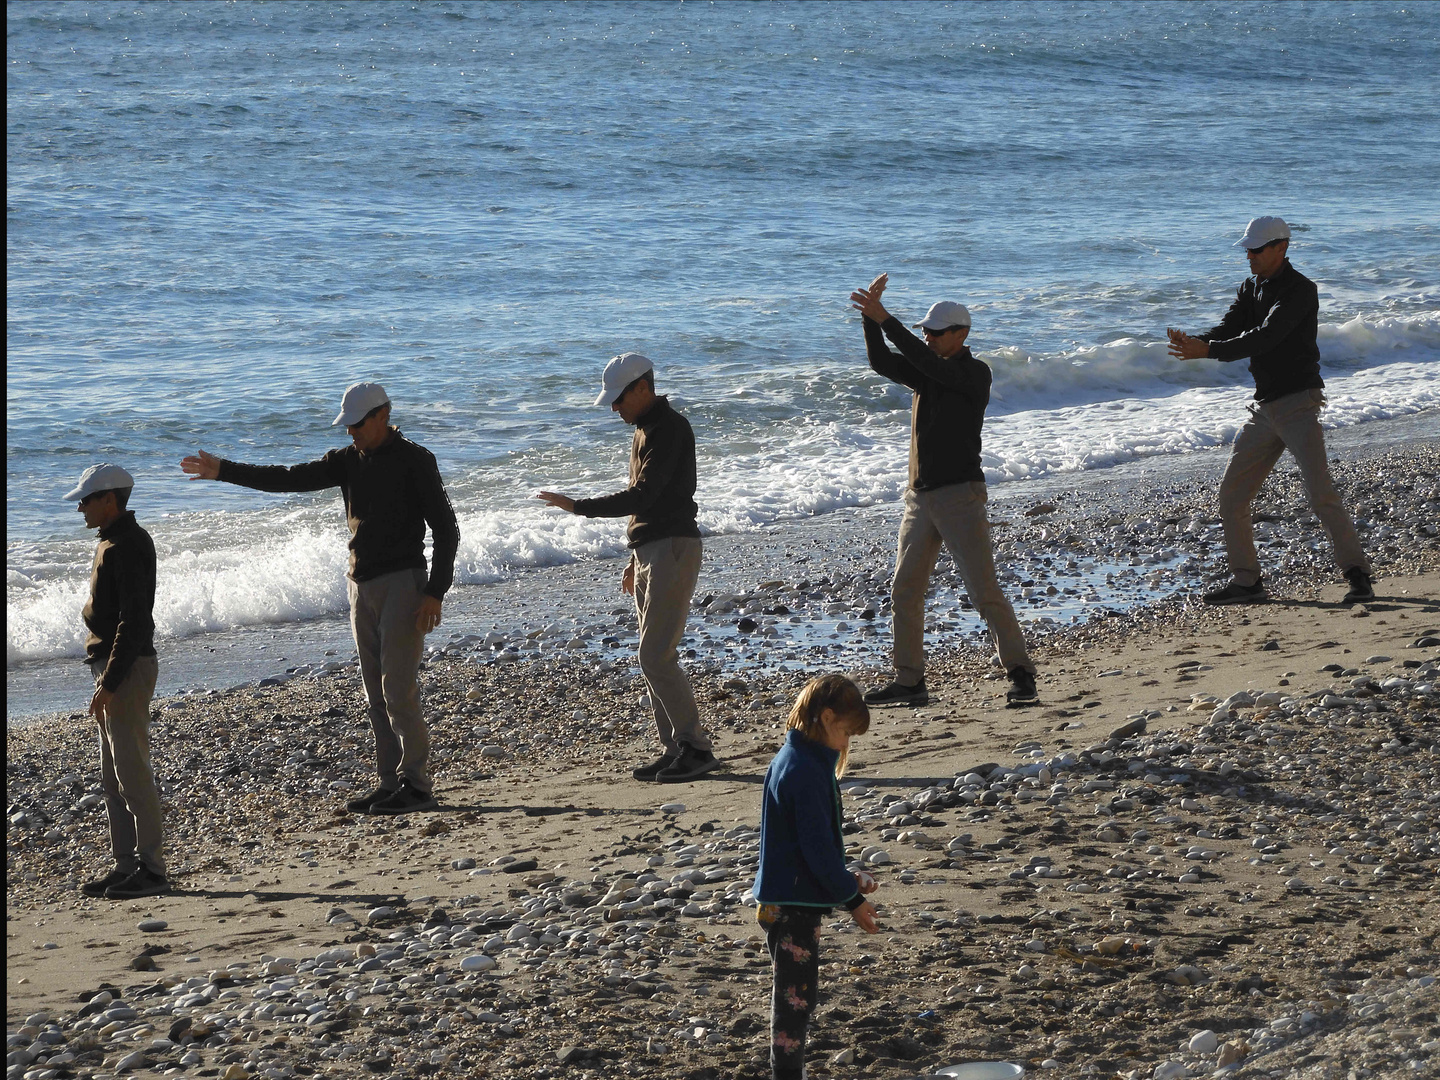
[1188, 1029, 1218, 1054]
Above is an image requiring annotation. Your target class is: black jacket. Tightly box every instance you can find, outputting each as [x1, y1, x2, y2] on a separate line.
[1198, 260, 1324, 403]
[864, 316, 991, 490]
[83, 511, 157, 691]
[574, 396, 701, 548]
[217, 430, 460, 599]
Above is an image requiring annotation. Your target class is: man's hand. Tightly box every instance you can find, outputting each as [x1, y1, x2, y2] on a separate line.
[621, 560, 635, 596]
[1166, 327, 1210, 360]
[416, 595, 442, 634]
[89, 686, 114, 724]
[850, 899, 879, 934]
[850, 272, 891, 323]
[536, 491, 576, 513]
[181, 450, 221, 480]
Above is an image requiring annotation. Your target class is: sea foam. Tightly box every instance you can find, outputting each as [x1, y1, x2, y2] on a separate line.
[10, 353, 1434, 666]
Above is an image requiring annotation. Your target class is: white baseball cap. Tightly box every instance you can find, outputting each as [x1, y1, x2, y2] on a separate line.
[65, 463, 135, 502]
[1235, 216, 1291, 250]
[913, 301, 972, 330]
[332, 382, 391, 427]
[594, 352, 654, 407]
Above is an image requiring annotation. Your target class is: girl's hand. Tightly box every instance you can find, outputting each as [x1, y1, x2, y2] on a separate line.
[854, 870, 878, 895]
[850, 900, 879, 934]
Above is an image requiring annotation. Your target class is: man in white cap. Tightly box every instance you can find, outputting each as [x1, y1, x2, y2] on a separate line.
[68, 463, 168, 899]
[849, 274, 1038, 707]
[1167, 217, 1373, 605]
[182, 383, 461, 814]
[537, 354, 719, 783]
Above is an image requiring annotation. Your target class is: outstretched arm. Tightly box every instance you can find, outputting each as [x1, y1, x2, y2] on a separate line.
[181, 450, 221, 480]
[182, 450, 341, 493]
[1166, 327, 1210, 360]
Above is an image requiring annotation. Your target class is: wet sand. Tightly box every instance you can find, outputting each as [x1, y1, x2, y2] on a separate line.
[6, 433, 1439, 1080]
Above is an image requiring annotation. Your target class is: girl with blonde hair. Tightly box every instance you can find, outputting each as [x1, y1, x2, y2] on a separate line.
[752, 674, 879, 1080]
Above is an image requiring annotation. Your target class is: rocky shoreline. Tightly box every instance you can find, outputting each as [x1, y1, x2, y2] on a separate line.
[7, 438, 1439, 1080]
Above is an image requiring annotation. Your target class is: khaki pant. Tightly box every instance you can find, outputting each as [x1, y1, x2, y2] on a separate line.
[891, 482, 1033, 684]
[634, 536, 711, 754]
[1219, 389, 1369, 587]
[349, 568, 431, 793]
[91, 654, 164, 876]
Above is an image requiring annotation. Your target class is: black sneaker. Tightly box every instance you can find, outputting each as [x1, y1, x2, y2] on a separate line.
[862, 678, 928, 707]
[656, 745, 722, 783]
[81, 867, 131, 898]
[1342, 567, 1374, 604]
[1202, 579, 1267, 606]
[1006, 667, 1038, 703]
[104, 867, 169, 900]
[345, 786, 396, 813]
[632, 752, 678, 782]
[369, 782, 439, 815]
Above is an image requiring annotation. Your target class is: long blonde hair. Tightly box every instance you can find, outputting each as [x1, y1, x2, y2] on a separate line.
[786, 674, 870, 778]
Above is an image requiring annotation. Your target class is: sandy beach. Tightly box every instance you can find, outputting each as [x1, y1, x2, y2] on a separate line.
[8, 433, 1439, 1080]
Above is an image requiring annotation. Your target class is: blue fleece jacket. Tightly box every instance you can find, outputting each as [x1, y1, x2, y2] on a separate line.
[753, 730, 861, 909]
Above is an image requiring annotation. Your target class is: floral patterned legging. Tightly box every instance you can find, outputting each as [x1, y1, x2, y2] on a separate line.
[758, 903, 826, 1080]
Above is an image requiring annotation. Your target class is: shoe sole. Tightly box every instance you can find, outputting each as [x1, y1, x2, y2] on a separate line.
[105, 886, 169, 899]
[347, 789, 399, 813]
[864, 695, 929, 708]
[369, 799, 439, 815]
[657, 759, 723, 783]
[1203, 594, 1267, 606]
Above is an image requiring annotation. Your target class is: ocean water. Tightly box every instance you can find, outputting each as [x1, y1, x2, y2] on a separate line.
[8, 2, 1440, 700]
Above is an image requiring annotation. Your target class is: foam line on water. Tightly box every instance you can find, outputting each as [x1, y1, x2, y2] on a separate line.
[980, 311, 1440, 416]
[6, 357, 1436, 665]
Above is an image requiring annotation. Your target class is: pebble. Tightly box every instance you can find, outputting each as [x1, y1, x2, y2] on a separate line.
[1188, 1029, 1219, 1054]
[136, 919, 168, 932]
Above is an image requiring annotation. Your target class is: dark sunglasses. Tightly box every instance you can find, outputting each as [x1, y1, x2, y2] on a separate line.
[78, 491, 107, 507]
[1246, 239, 1284, 254]
[346, 404, 387, 430]
[922, 325, 961, 336]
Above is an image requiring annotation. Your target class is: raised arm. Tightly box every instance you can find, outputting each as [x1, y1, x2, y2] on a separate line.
[862, 317, 925, 390]
[878, 318, 991, 396]
[852, 273, 925, 390]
